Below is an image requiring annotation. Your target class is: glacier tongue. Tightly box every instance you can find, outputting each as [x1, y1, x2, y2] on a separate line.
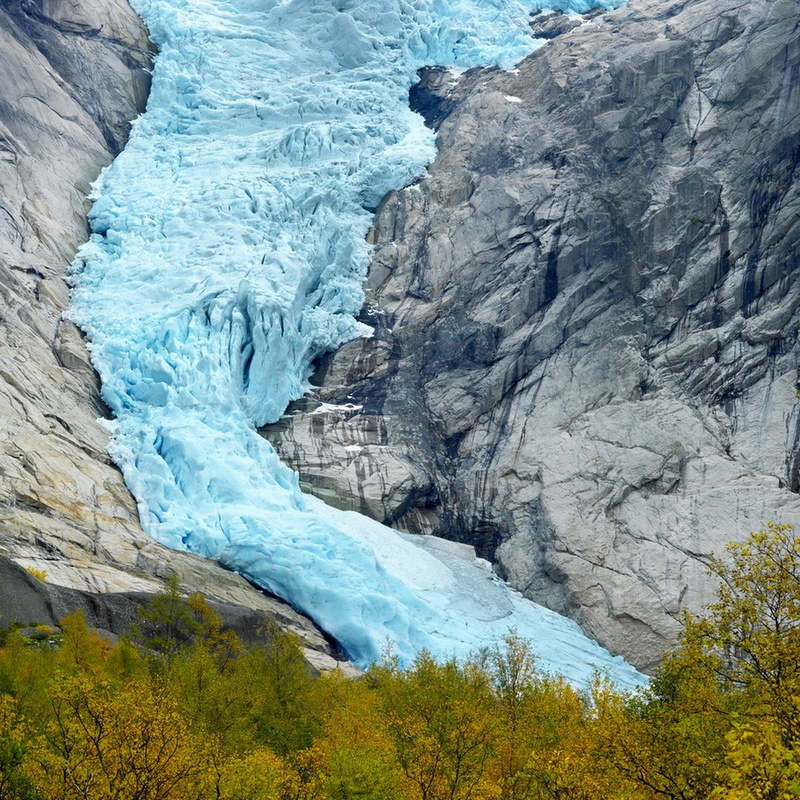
[68, 0, 640, 687]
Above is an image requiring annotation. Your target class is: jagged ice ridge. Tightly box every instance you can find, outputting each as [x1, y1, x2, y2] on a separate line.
[68, 0, 641, 688]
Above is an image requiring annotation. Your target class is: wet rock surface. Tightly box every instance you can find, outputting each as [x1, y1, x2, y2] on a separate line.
[264, 0, 800, 672]
[0, 0, 343, 669]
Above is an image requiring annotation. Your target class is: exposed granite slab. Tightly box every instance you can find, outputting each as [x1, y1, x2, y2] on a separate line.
[265, 0, 800, 672]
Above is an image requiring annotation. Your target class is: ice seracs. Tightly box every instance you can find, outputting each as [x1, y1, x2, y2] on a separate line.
[69, 0, 638, 688]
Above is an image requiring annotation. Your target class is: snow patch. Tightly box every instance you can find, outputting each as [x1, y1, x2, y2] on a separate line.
[309, 403, 364, 416]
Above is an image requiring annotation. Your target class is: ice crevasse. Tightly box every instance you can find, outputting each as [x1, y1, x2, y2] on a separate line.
[69, 0, 643, 688]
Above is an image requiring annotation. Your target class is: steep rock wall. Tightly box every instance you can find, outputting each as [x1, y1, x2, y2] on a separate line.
[0, 0, 153, 592]
[265, 0, 800, 671]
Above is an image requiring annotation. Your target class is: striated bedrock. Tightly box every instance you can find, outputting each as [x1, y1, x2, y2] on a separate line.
[0, 0, 341, 669]
[264, 0, 800, 672]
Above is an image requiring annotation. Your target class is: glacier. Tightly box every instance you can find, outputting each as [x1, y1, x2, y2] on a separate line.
[68, 0, 641, 688]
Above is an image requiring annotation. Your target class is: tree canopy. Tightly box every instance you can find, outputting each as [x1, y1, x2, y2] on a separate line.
[0, 523, 798, 799]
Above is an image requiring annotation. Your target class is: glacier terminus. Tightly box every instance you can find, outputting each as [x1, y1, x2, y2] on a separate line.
[68, 0, 641, 688]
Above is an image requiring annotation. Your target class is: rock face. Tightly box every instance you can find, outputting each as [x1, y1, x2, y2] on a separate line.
[265, 0, 800, 672]
[0, 0, 341, 669]
[0, 555, 328, 659]
[0, 0, 152, 593]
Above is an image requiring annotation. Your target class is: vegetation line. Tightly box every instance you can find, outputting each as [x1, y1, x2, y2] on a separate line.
[1, 522, 798, 799]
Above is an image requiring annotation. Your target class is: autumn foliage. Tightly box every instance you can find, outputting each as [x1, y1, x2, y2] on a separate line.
[0, 523, 799, 799]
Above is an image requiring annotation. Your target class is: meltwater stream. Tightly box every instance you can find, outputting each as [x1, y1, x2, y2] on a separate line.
[69, 0, 641, 688]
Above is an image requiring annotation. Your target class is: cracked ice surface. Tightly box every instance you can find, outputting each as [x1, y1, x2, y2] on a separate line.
[69, 0, 640, 687]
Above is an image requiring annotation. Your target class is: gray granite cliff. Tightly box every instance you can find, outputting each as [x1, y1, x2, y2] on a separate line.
[265, 0, 800, 672]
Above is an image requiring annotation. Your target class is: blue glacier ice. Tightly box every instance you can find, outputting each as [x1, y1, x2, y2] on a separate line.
[68, 0, 640, 688]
